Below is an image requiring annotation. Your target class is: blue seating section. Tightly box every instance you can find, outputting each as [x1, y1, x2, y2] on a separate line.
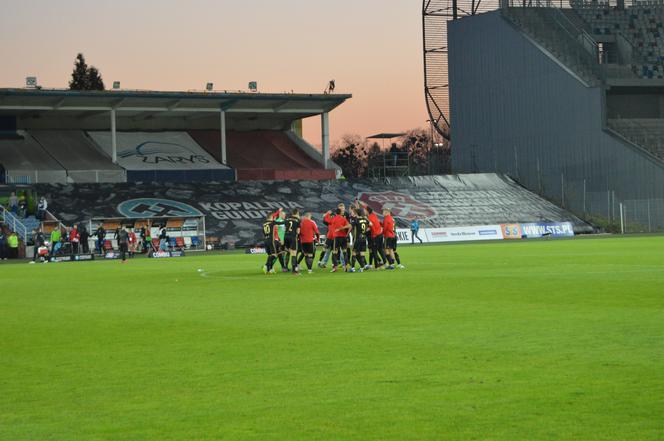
[573, 2, 664, 79]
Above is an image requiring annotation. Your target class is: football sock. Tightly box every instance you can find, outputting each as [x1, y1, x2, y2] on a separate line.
[291, 255, 298, 272]
[305, 256, 313, 270]
[395, 252, 401, 265]
[378, 249, 387, 266]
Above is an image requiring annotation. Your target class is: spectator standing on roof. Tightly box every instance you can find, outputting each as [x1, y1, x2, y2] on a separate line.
[8, 192, 18, 214]
[95, 225, 106, 254]
[7, 231, 19, 259]
[36, 197, 48, 221]
[0, 226, 7, 260]
[50, 226, 62, 256]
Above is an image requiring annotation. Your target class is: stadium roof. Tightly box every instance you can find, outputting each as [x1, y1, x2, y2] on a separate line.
[0, 88, 352, 120]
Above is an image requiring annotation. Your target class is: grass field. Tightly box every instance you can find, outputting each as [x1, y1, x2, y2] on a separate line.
[1, 236, 664, 440]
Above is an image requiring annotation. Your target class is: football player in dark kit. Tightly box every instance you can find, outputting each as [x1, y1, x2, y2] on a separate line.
[284, 209, 302, 274]
[262, 213, 278, 274]
[348, 205, 371, 272]
[365, 206, 387, 269]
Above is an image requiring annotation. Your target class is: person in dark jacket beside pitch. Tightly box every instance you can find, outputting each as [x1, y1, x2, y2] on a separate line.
[118, 226, 129, 262]
[79, 226, 90, 254]
[95, 225, 106, 254]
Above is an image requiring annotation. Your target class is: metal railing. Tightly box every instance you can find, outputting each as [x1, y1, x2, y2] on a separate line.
[1, 206, 29, 241]
[368, 152, 410, 178]
[4, 169, 128, 184]
[570, 0, 664, 9]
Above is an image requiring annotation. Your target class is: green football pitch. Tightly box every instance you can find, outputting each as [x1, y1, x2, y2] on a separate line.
[2, 236, 663, 440]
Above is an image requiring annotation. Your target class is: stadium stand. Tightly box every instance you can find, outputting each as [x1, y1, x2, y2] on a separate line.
[571, 1, 664, 79]
[6, 173, 588, 248]
[87, 131, 235, 182]
[29, 131, 126, 183]
[189, 130, 335, 181]
[608, 118, 664, 158]
[408, 174, 581, 227]
[501, 6, 603, 85]
[0, 131, 67, 184]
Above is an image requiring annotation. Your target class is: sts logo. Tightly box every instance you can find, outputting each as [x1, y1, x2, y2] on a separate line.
[357, 191, 436, 220]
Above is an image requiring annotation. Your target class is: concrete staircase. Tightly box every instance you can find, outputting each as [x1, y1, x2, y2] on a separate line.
[502, 7, 602, 86]
[608, 118, 664, 160]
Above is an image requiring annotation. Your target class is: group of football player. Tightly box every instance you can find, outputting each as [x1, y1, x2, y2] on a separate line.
[261, 201, 404, 275]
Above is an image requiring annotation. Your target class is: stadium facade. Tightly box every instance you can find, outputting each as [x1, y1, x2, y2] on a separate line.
[443, 1, 664, 230]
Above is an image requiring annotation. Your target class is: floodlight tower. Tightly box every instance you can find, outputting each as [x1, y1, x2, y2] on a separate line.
[423, 0, 498, 141]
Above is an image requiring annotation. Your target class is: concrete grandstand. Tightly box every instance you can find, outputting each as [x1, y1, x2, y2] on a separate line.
[439, 0, 664, 230]
[0, 89, 350, 184]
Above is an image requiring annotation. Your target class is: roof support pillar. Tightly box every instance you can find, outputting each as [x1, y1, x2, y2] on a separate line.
[220, 109, 227, 165]
[321, 112, 330, 169]
[110, 108, 117, 164]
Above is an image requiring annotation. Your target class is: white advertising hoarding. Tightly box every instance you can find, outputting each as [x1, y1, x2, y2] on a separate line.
[396, 225, 503, 244]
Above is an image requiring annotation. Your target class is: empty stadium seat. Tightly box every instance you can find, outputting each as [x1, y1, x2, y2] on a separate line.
[573, 3, 664, 78]
[189, 130, 335, 181]
[0, 131, 67, 184]
[29, 131, 125, 183]
[608, 118, 664, 159]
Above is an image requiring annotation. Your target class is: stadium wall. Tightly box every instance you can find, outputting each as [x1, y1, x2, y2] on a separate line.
[448, 11, 664, 218]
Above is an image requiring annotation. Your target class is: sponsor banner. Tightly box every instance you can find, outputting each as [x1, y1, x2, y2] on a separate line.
[105, 252, 121, 259]
[245, 247, 267, 255]
[501, 224, 523, 240]
[424, 225, 503, 243]
[150, 250, 186, 258]
[88, 132, 228, 171]
[49, 254, 95, 263]
[520, 222, 575, 238]
[396, 229, 412, 244]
